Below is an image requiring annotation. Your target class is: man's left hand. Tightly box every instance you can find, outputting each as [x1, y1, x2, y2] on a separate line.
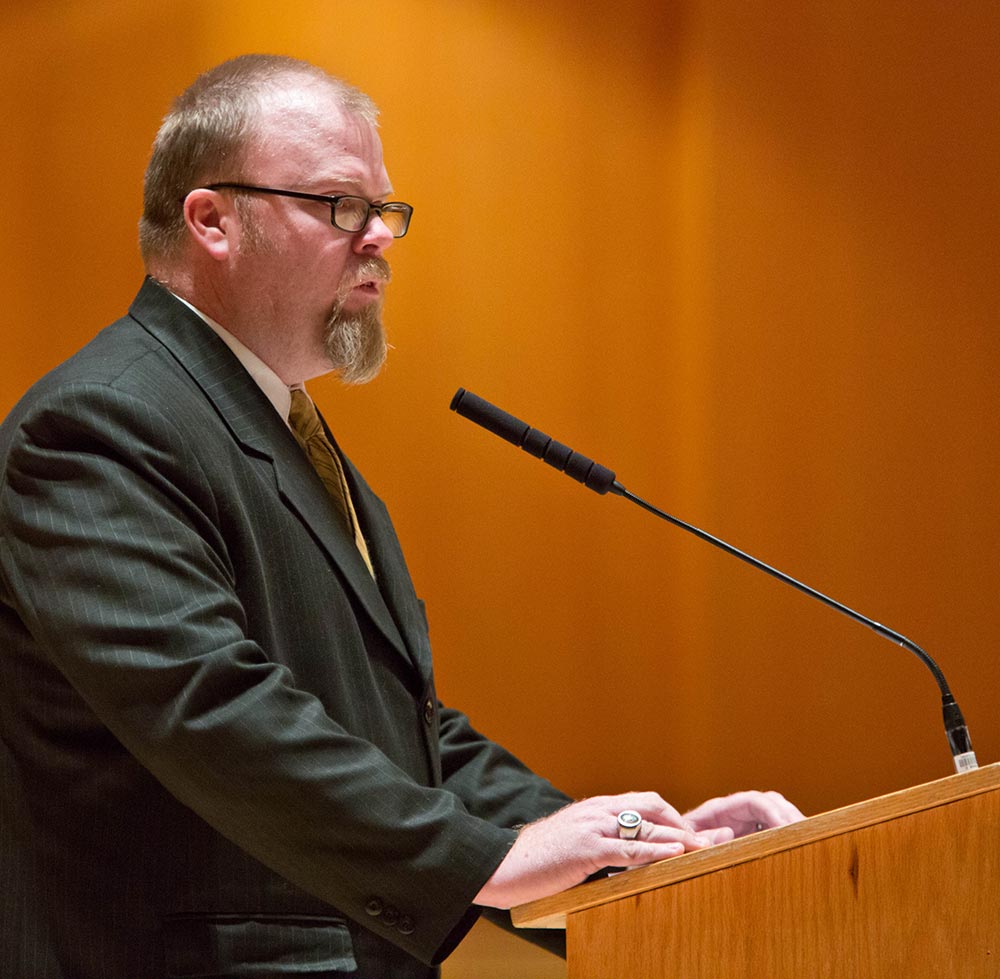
[684, 790, 805, 843]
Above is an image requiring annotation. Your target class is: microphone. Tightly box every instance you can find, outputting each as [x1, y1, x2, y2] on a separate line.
[450, 387, 978, 775]
[450, 388, 622, 495]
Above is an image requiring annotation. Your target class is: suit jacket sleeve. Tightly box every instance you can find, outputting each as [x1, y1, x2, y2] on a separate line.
[437, 704, 571, 826]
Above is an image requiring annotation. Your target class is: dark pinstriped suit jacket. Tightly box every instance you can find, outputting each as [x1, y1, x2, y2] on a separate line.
[0, 279, 569, 977]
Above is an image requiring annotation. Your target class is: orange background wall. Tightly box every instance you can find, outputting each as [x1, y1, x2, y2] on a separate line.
[3, 0, 998, 870]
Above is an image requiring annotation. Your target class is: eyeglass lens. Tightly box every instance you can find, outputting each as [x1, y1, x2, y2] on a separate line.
[334, 197, 410, 237]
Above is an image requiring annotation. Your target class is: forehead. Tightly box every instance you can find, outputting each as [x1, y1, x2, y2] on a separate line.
[247, 83, 389, 191]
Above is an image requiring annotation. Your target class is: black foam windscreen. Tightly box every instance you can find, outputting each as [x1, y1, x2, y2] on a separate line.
[450, 388, 619, 495]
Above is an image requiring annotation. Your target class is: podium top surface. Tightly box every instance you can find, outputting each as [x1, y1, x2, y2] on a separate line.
[512, 761, 1000, 929]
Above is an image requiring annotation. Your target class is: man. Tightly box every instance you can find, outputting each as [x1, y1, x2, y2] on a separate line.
[0, 55, 802, 977]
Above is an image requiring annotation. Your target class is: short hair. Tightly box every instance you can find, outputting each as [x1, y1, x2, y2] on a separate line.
[138, 54, 378, 265]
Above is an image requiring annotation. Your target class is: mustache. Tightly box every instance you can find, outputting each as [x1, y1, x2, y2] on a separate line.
[329, 255, 392, 321]
[344, 256, 392, 290]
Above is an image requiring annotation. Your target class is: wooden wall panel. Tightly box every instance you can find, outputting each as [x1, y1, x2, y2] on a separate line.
[2, 0, 997, 859]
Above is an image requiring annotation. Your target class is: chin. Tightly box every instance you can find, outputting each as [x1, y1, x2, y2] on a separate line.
[322, 305, 387, 386]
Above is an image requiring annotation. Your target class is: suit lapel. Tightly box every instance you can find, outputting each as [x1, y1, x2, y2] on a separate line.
[127, 279, 416, 671]
[338, 453, 434, 680]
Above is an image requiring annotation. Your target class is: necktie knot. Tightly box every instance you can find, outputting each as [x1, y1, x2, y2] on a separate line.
[288, 389, 324, 445]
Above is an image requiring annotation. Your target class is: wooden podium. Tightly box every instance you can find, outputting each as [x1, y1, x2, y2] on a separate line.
[512, 762, 1000, 978]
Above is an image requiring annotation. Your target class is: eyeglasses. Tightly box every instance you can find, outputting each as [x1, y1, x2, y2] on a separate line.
[204, 183, 414, 238]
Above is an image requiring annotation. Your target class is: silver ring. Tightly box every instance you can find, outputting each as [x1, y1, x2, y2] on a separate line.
[617, 810, 642, 840]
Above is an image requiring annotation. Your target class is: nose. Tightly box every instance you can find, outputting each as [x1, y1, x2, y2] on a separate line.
[353, 212, 395, 256]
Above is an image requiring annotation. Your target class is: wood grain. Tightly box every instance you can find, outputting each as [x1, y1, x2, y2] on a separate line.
[514, 763, 1000, 978]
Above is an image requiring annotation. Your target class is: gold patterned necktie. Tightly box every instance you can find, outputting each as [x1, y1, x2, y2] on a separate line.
[288, 390, 374, 578]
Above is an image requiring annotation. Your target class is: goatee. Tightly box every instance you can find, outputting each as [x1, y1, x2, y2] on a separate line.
[323, 256, 391, 385]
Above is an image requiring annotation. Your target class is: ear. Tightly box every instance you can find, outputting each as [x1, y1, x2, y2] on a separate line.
[182, 189, 236, 262]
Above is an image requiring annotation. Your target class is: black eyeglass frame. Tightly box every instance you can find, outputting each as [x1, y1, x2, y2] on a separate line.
[202, 182, 413, 237]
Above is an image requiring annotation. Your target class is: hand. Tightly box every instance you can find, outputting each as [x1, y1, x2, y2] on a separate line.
[684, 790, 805, 842]
[474, 792, 715, 909]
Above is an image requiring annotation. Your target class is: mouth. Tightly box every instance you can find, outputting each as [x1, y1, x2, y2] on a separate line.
[342, 257, 391, 304]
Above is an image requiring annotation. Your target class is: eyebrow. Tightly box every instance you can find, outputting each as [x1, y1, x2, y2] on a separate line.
[309, 175, 394, 200]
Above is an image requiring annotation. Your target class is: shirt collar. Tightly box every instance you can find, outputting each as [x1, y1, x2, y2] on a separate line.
[170, 293, 300, 425]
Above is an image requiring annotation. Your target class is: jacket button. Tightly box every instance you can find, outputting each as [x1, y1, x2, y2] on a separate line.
[398, 915, 415, 935]
[382, 906, 400, 927]
[365, 897, 384, 917]
[423, 699, 434, 725]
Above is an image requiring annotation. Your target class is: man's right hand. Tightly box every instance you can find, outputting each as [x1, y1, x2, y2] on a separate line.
[473, 792, 715, 909]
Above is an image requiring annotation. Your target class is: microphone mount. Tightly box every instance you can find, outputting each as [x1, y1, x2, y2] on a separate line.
[450, 386, 978, 775]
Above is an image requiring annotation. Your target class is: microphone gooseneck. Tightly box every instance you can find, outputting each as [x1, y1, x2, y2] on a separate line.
[450, 387, 978, 775]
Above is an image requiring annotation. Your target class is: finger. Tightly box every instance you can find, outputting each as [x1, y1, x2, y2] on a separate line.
[697, 825, 735, 844]
[612, 818, 729, 862]
[613, 838, 687, 867]
[600, 792, 689, 831]
[685, 791, 805, 832]
[747, 791, 807, 829]
[627, 819, 715, 851]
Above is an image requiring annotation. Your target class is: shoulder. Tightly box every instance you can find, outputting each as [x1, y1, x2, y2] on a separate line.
[3, 330, 202, 458]
[1, 280, 238, 452]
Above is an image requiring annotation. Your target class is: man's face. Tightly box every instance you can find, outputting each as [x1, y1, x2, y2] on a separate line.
[230, 83, 396, 383]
